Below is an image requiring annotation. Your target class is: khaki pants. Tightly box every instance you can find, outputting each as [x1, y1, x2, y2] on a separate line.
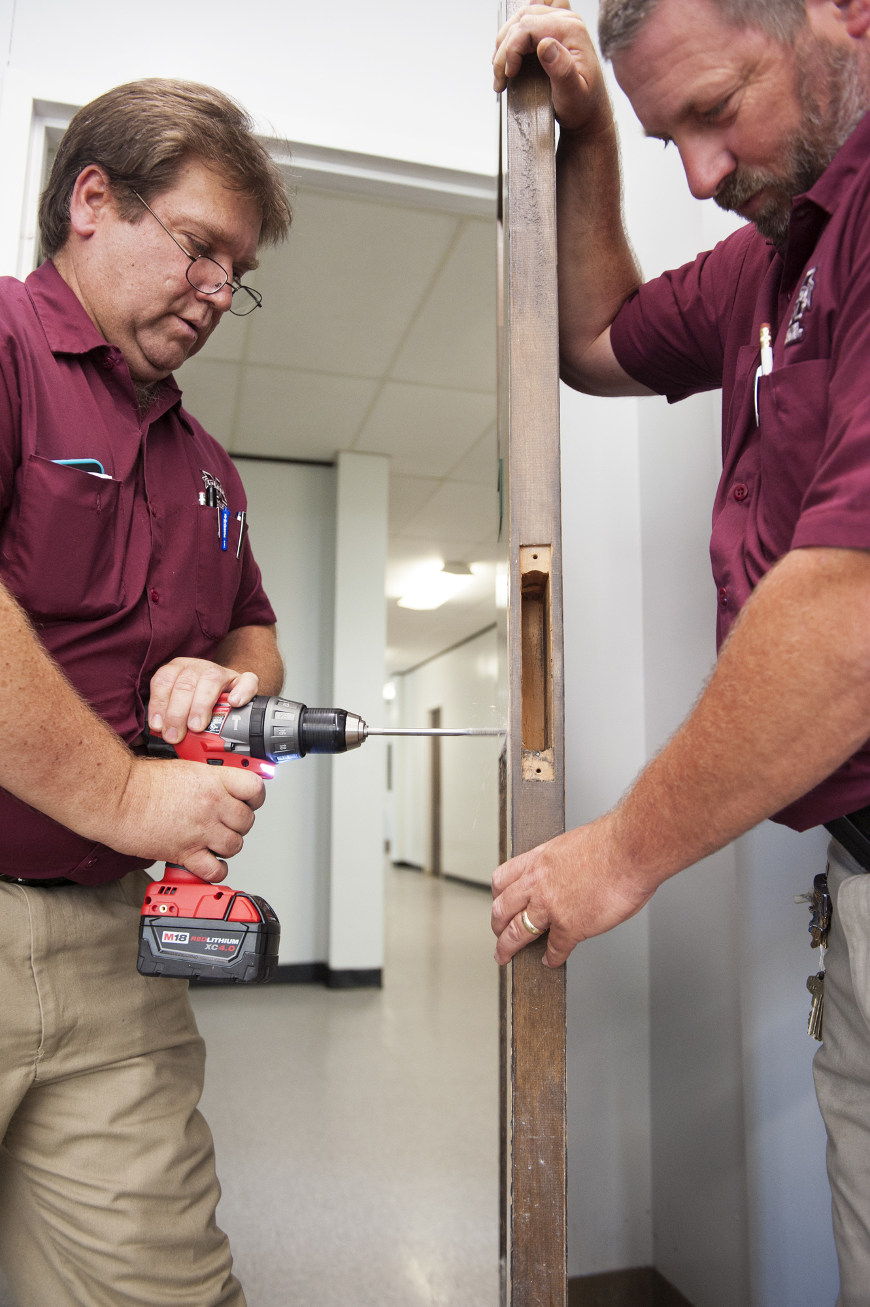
[814, 841, 870, 1307]
[0, 871, 244, 1307]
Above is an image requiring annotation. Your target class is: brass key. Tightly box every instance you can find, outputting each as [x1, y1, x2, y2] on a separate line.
[807, 972, 825, 1042]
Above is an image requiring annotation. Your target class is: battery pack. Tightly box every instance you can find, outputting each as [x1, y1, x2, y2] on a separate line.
[137, 881, 280, 983]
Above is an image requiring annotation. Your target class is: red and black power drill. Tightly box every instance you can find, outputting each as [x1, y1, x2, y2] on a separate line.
[137, 694, 369, 984]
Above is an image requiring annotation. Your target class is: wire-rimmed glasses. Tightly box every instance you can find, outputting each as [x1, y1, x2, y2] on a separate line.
[131, 190, 263, 316]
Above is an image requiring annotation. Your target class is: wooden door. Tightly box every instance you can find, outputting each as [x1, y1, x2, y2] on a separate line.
[498, 5, 568, 1303]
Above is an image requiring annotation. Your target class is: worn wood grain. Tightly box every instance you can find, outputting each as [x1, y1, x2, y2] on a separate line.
[498, 2, 567, 1301]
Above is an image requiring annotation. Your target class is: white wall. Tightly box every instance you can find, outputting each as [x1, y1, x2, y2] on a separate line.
[225, 454, 391, 977]
[560, 385, 653, 1272]
[392, 626, 501, 888]
[2, 0, 496, 173]
[222, 459, 336, 965]
[328, 451, 389, 973]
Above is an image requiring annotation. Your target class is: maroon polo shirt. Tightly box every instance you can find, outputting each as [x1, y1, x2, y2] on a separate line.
[0, 260, 277, 882]
[610, 110, 870, 831]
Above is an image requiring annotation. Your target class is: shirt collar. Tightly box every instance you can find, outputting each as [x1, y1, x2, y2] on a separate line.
[778, 109, 870, 292]
[801, 107, 870, 218]
[26, 259, 118, 356]
[25, 259, 182, 411]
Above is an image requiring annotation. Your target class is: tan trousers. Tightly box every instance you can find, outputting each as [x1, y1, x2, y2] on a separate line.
[0, 871, 245, 1307]
[814, 841, 870, 1307]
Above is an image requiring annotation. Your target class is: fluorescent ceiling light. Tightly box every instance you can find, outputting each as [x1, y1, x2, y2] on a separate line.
[397, 563, 473, 611]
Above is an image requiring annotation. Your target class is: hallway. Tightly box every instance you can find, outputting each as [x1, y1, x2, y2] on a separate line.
[193, 865, 500, 1306]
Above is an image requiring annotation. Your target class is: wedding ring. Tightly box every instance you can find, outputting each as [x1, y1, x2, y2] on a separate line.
[521, 909, 543, 936]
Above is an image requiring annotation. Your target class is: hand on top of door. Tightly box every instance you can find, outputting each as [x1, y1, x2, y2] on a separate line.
[492, 2, 612, 137]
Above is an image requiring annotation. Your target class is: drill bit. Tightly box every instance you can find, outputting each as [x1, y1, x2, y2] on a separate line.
[364, 727, 504, 737]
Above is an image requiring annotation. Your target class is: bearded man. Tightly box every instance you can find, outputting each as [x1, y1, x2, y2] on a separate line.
[492, 1, 870, 1298]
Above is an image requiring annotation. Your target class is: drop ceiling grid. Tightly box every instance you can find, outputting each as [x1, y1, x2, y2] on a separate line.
[178, 181, 499, 672]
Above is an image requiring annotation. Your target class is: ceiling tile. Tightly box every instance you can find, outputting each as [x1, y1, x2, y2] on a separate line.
[356, 382, 495, 476]
[234, 365, 380, 460]
[389, 475, 441, 532]
[449, 422, 498, 485]
[390, 217, 497, 391]
[395, 479, 499, 545]
[176, 359, 241, 449]
[386, 592, 501, 676]
[245, 191, 461, 377]
[192, 309, 253, 364]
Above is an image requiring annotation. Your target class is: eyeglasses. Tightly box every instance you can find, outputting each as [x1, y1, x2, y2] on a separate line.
[131, 190, 263, 316]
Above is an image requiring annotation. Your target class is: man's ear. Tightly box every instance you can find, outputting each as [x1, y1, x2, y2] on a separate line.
[820, 0, 870, 38]
[67, 166, 115, 239]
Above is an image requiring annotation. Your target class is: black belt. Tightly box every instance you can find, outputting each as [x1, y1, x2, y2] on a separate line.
[825, 806, 870, 871]
[0, 873, 78, 888]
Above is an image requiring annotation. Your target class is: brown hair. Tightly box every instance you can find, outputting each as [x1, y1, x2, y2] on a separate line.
[599, 0, 807, 58]
[39, 78, 292, 256]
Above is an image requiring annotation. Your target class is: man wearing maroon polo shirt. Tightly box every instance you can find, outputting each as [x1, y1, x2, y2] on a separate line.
[0, 81, 291, 1305]
[493, 0, 870, 1295]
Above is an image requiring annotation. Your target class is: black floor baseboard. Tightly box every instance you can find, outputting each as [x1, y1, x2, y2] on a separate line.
[392, 861, 490, 892]
[569, 1267, 694, 1307]
[190, 963, 382, 989]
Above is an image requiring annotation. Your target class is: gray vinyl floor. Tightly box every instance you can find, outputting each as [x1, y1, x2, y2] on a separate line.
[0, 866, 500, 1306]
[197, 865, 500, 1306]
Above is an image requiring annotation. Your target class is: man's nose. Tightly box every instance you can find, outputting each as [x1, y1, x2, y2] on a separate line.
[679, 137, 735, 201]
[196, 281, 234, 314]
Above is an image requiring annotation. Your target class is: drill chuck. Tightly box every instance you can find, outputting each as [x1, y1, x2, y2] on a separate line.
[216, 695, 367, 764]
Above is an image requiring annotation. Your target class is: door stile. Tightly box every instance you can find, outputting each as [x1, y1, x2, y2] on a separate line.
[497, 7, 568, 1304]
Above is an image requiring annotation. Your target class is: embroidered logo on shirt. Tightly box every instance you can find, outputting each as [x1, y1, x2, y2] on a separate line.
[784, 267, 816, 346]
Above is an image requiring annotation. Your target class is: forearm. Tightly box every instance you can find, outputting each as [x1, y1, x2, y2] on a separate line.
[608, 547, 870, 895]
[556, 122, 644, 393]
[493, 6, 645, 394]
[493, 546, 870, 965]
[212, 624, 284, 696]
[0, 580, 135, 841]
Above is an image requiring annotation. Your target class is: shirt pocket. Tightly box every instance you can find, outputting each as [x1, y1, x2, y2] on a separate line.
[2, 455, 127, 620]
[756, 358, 830, 557]
[194, 502, 243, 642]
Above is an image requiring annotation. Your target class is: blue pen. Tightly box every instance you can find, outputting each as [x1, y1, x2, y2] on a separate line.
[220, 505, 230, 551]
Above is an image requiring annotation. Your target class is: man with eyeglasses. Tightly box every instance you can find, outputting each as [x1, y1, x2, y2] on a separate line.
[0, 79, 291, 1306]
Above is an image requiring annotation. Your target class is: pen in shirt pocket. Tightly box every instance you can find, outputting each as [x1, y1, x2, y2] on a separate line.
[754, 322, 773, 424]
[198, 486, 231, 553]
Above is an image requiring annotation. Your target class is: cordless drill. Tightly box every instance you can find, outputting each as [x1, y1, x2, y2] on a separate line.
[136, 694, 369, 984]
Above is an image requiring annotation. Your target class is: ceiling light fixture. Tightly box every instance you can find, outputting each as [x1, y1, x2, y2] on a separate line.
[397, 561, 474, 611]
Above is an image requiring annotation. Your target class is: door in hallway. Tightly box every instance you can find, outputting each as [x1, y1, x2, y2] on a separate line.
[498, 3, 567, 1302]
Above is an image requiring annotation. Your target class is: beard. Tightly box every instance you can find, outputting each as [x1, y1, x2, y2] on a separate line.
[715, 36, 869, 248]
